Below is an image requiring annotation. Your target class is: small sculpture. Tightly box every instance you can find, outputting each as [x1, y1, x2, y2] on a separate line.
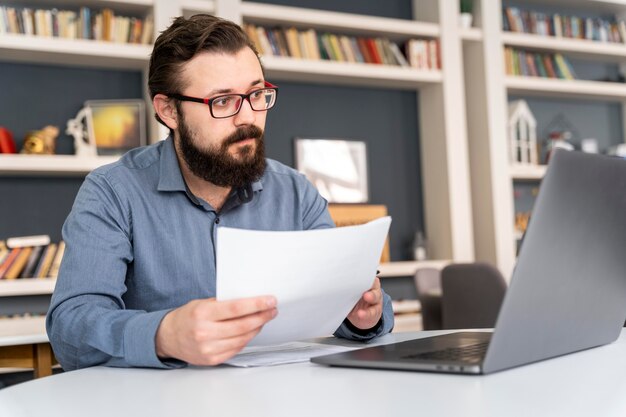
[21, 125, 59, 155]
[508, 100, 538, 165]
[66, 107, 97, 156]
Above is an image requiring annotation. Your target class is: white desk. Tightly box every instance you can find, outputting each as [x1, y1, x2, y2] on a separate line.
[1, 329, 626, 417]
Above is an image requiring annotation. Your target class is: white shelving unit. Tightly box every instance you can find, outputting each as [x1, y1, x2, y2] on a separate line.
[0, 280, 57, 297]
[464, 0, 626, 278]
[378, 260, 450, 278]
[0, 1, 476, 335]
[260, 55, 442, 90]
[509, 163, 547, 180]
[0, 33, 151, 69]
[0, 154, 119, 176]
[240, 2, 440, 39]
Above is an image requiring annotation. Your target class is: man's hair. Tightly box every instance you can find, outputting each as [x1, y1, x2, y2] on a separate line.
[148, 14, 262, 130]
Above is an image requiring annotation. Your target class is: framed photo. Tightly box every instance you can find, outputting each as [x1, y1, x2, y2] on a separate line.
[294, 138, 369, 203]
[84, 99, 147, 155]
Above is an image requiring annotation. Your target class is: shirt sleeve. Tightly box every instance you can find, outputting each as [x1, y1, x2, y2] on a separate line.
[297, 173, 395, 341]
[333, 289, 395, 341]
[46, 171, 182, 370]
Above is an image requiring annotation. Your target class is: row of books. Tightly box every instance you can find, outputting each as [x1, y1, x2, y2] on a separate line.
[244, 23, 441, 70]
[503, 7, 626, 44]
[0, 6, 153, 45]
[0, 236, 65, 280]
[504, 47, 577, 80]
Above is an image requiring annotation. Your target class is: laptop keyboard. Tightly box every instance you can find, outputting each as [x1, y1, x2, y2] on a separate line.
[402, 341, 489, 363]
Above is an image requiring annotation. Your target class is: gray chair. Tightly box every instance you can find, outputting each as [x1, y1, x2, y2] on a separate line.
[440, 262, 507, 330]
[413, 267, 443, 330]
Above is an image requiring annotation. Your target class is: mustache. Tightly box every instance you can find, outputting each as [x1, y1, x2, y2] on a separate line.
[224, 125, 264, 146]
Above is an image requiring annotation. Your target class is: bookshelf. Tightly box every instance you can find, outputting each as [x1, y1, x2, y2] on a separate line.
[464, 0, 626, 278]
[0, 0, 476, 339]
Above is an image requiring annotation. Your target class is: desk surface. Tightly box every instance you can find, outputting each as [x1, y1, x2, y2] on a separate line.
[1, 329, 626, 417]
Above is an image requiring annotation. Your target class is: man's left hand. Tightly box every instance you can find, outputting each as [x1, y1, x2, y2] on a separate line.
[346, 277, 383, 330]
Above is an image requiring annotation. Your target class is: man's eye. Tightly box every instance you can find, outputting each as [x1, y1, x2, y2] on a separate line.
[214, 97, 233, 107]
[251, 90, 264, 99]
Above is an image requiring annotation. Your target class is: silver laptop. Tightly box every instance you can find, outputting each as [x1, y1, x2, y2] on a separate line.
[312, 150, 626, 374]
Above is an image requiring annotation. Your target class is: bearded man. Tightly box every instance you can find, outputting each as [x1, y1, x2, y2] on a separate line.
[47, 14, 394, 370]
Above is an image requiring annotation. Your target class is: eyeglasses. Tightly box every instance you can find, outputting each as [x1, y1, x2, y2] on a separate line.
[168, 81, 278, 119]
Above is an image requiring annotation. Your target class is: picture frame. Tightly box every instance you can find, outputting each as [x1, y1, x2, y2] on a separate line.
[84, 99, 147, 155]
[294, 138, 369, 203]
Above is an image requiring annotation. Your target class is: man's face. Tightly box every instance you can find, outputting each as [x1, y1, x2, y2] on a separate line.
[174, 48, 268, 187]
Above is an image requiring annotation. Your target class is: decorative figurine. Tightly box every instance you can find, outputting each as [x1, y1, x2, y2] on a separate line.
[66, 106, 98, 156]
[21, 125, 59, 154]
[507, 99, 538, 166]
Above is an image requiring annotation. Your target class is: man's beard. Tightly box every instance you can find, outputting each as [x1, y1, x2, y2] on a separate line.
[177, 115, 266, 188]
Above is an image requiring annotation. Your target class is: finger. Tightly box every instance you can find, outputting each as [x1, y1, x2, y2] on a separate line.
[212, 308, 278, 339]
[190, 328, 261, 366]
[372, 277, 381, 290]
[206, 296, 277, 321]
[357, 304, 382, 322]
[362, 288, 382, 305]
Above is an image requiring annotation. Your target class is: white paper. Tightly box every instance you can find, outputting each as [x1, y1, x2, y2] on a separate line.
[224, 342, 360, 367]
[216, 216, 392, 346]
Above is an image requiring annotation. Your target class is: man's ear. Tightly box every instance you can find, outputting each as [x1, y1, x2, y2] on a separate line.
[153, 94, 178, 130]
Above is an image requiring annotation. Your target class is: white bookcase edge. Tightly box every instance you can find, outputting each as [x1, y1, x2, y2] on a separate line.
[0, 154, 120, 176]
[502, 32, 626, 62]
[0, 279, 57, 297]
[0, 34, 151, 70]
[261, 55, 442, 90]
[505, 76, 626, 101]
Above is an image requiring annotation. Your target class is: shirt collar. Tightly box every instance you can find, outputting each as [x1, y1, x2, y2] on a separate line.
[156, 135, 265, 198]
[157, 136, 187, 192]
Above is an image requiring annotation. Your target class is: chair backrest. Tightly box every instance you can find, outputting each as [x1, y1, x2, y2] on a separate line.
[441, 262, 507, 330]
[413, 267, 443, 330]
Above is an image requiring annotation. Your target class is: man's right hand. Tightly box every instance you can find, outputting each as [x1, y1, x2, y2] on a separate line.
[155, 296, 277, 366]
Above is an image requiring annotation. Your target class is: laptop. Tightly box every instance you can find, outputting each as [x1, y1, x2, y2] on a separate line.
[312, 150, 626, 374]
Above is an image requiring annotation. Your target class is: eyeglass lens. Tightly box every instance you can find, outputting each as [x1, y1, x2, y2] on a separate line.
[212, 89, 276, 118]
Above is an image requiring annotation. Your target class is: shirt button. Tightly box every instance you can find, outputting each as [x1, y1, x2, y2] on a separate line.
[215, 217, 220, 224]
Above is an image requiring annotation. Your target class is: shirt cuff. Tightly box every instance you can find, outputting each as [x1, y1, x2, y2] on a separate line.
[123, 309, 185, 369]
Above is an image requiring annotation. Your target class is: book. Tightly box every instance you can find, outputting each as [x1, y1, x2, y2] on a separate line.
[389, 42, 409, 67]
[19, 245, 45, 279]
[0, 247, 21, 279]
[4, 246, 33, 279]
[284, 27, 301, 58]
[0, 241, 8, 266]
[47, 241, 66, 278]
[34, 243, 58, 278]
[7, 234, 50, 248]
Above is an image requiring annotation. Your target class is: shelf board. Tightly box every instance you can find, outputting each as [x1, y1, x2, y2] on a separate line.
[241, 2, 439, 40]
[502, 32, 626, 62]
[0, 33, 151, 69]
[377, 260, 450, 278]
[0, 316, 48, 346]
[261, 55, 442, 90]
[0, 279, 56, 297]
[392, 312, 422, 333]
[181, 0, 216, 14]
[0, 154, 119, 176]
[505, 76, 626, 101]
[460, 27, 483, 42]
[510, 164, 547, 180]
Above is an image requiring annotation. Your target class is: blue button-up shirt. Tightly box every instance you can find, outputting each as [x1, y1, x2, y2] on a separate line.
[47, 137, 394, 370]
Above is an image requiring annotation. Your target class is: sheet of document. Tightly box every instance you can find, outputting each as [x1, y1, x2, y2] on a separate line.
[216, 216, 392, 346]
[224, 342, 361, 367]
